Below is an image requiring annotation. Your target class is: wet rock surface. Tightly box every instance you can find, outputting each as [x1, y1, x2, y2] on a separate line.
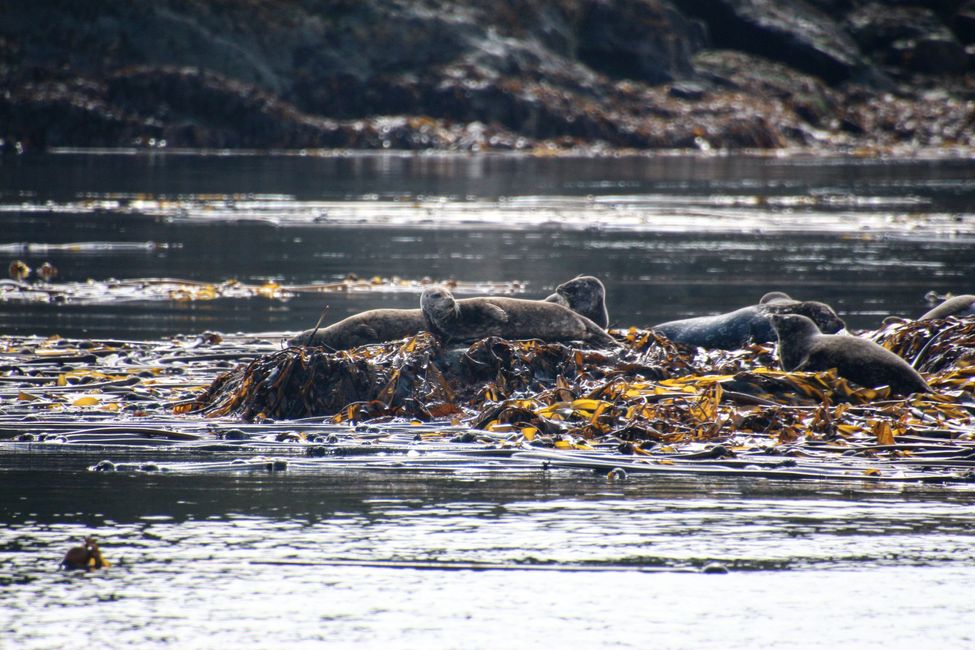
[1, 0, 973, 152]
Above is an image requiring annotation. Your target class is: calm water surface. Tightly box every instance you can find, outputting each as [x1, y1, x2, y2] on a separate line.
[2, 152, 975, 647]
[1, 152, 973, 336]
[2, 450, 975, 649]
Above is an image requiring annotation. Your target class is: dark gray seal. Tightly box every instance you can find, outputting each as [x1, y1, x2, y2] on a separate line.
[288, 309, 425, 349]
[919, 294, 975, 320]
[770, 313, 930, 395]
[420, 287, 618, 348]
[544, 276, 610, 329]
[652, 293, 846, 350]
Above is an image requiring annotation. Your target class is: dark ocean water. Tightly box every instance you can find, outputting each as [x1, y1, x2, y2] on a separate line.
[1, 152, 973, 337]
[1, 151, 974, 648]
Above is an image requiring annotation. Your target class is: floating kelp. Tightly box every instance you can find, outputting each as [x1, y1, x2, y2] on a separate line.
[0, 275, 524, 305]
[2, 322, 974, 483]
[185, 325, 975, 453]
[870, 317, 975, 375]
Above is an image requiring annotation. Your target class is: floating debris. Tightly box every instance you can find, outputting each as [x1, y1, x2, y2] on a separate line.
[60, 536, 110, 571]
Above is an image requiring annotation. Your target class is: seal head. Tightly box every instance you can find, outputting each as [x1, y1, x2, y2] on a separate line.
[544, 276, 610, 329]
[770, 313, 930, 395]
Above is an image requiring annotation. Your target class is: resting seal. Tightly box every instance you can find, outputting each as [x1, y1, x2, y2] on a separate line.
[288, 309, 425, 349]
[770, 314, 930, 395]
[919, 294, 975, 320]
[652, 292, 845, 350]
[421, 287, 618, 348]
[544, 276, 610, 329]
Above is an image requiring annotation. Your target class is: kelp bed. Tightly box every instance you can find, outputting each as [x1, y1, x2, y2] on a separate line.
[2, 319, 974, 483]
[0, 274, 522, 304]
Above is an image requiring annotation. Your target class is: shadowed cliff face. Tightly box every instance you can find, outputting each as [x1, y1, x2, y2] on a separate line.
[1, 0, 972, 152]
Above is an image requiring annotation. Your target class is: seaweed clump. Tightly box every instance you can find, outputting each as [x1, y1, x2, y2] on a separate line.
[184, 321, 975, 451]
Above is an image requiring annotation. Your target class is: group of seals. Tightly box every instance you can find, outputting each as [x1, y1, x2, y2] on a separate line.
[769, 314, 930, 395]
[651, 291, 846, 350]
[290, 277, 959, 395]
[288, 275, 610, 350]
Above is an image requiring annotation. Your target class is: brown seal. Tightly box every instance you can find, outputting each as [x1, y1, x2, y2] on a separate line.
[421, 286, 618, 348]
[919, 294, 975, 320]
[288, 309, 425, 349]
[770, 313, 930, 395]
[544, 275, 610, 329]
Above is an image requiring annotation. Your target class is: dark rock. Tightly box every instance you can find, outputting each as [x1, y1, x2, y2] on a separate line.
[846, 3, 968, 75]
[674, 0, 866, 84]
[955, 1, 975, 44]
[889, 36, 969, 75]
[0, 0, 972, 152]
[576, 0, 706, 83]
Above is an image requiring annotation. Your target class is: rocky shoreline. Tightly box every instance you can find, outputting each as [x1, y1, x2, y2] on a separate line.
[2, 0, 973, 153]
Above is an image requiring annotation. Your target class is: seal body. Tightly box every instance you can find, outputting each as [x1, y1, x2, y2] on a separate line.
[288, 309, 425, 349]
[421, 287, 618, 348]
[544, 276, 610, 329]
[653, 293, 845, 350]
[919, 294, 975, 320]
[770, 313, 930, 395]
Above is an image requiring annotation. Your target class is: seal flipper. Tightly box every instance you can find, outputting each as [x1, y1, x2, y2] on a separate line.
[480, 302, 509, 324]
[349, 323, 381, 346]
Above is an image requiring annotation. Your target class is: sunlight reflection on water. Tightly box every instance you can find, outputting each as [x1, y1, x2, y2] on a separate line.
[3, 465, 975, 648]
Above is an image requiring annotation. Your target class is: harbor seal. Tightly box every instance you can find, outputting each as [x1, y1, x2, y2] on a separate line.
[919, 294, 975, 320]
[288, 309, 425, 349]
[420, 286, 618, 348]
[544, 276, 610, 329]
[652, 293, 845, 350]
[770, 313, 930, 395]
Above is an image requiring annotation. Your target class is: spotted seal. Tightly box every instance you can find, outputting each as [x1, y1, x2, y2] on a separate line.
[770, 313, 930, 395]
[420, 286, 618, 348]
[287, 309, 425, 349]
[544, 276, 610, 329]
[919, 294, 975, 321]
[652, 292, 845, 350]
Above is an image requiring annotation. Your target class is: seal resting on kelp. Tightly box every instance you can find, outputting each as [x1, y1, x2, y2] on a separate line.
[291, 279, 612, 349]
[770, 313, 930, 395]
[652, 292, 845, 350]
[919, 294, 975, 321]
[288, 309, 425, 349]
[544, 275, 610, 329]
[421, 286, 618, 348]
